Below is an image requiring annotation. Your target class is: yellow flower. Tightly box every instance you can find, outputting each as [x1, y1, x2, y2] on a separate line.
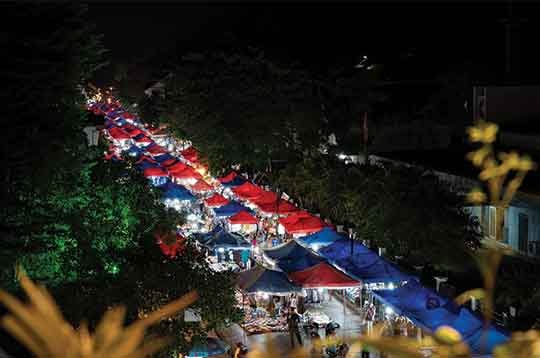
[467, 121, 498, 144]
[518, 156, 536, 172]
[479, 159, 506, 181]
[467, 189, 487, 204]
[499, 151, 521, 171]
[467, 146, 490, 167]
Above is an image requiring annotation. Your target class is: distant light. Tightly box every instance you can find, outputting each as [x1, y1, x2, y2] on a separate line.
[388, 283, 395, 290]
[218, 247, 225, 253]
[385, 307, 393, 315]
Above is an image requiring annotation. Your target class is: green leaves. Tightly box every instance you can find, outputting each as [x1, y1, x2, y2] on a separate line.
[163, 50, 329, 173]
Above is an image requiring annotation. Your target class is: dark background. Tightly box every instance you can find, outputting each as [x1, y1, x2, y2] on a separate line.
[88, 2, 540, 84]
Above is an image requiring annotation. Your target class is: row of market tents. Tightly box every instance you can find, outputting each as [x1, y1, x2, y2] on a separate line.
[90, 99, 508, 356]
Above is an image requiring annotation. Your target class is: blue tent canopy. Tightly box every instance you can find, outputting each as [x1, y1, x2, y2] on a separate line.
[374, 280, 508, 355]
[162, 184, 196, 202]
[106, 110, 124, 119]
[319, 239, 412, 284]
[238, 266, 302, 295]
[278, 252, 326, 273]
[221, 175, 247, 187]
[374, 280, 460, 329]
[187, 337, 229, 358]
[264, 240, 304, 261]
[124, 145, 144, 158]
[213, 201, 253, 218]
[299, 227, 345, 249]
[191, 226, 222, 246]
[206, 229, 251, 251]
[104, 120, 115, 128]
[136, 160, 160, 171]
[264, 240, 326, 273]
[154, 153, 175, 163]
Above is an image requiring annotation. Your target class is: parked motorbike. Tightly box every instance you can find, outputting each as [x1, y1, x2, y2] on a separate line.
[325, 342, 349, 358]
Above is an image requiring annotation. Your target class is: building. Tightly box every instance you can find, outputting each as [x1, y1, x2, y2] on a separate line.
[369, 154, 540, 259]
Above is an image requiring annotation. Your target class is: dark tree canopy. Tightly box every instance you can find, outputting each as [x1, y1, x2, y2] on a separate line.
[163, 50, 329, 173]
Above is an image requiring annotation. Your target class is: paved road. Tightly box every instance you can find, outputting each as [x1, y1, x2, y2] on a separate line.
[218, 293, 368, 356]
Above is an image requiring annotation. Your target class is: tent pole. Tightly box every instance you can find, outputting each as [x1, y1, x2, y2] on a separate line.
[343, 288, 346, 336]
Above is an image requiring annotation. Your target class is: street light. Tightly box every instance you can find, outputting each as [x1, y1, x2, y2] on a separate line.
[355, 55, 368, 69]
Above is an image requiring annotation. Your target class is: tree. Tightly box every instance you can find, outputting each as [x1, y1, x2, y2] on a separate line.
[163, 49, 329, 174]
[277, 154, 481, 272]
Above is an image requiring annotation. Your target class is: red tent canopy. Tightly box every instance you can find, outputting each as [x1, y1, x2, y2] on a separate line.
[279, 212, 325, 234]
[278, 211, 313, 225]
[127, 128, 145, 138]
[181, 147, 199, 162]
[205, 194, 230, 207]
[108, 127, 131, 140]
[161, 158, 178, 167]
[122, 112, 136, 119]
[257, 200, 299, 215]
[190, 179, 213, 192]
[250, 191, 278, 205]
[288, 263, 361, 288]
[169, 167, 202, 180]
[232, 182, 264, 200]
[143, 167, 168, 177]
[121, 123, 138, 131]
[228, 211, 258, 225]
[146, 145, 168, 156]
[167, 161, 189, 172]
[218, 171, 237, 183]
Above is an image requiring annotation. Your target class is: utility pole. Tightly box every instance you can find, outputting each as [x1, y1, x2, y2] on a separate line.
[362, 111, 368, 165]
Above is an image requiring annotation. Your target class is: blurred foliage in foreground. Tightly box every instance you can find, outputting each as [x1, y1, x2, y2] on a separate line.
[0, 270, 197, 357]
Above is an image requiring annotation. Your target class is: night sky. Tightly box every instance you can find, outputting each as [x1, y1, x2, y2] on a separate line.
[88, 2, 540, 82]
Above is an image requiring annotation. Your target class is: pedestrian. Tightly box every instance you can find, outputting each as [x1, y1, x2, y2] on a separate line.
[365, 303, 375, 335]
[289, 293, 298, 311]
[288, 308, 303, 348]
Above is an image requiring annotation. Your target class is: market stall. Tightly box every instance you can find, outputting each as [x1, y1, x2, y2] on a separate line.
[213, 201, 254, 218]
[160, 182, 197, 210]
[236, 266, 303, 335]
[298, 227, 346, 251]
[169, 166, 202, 186]
[278, 211, 326, 237]
[221, 175, 247, 188]
[201, 228, 251, 270]
[232, 181, 265, 201]
[227, 211, 258, 234]
[263, 240, 327, 273]
[143, 166, 169, 187]
[318, 238, 412, 286]
[205, 193, 230, 208]
[374, 280, 509, 353]
[256, 199, 299, 216]
[288, 262, 361, 289]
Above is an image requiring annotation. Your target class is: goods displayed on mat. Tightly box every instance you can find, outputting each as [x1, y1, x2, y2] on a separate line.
[235, 291, 288, 335]
[209, 261, 240, 272]
[242, 306, 288, 335]
[303, 308, 332, 326]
